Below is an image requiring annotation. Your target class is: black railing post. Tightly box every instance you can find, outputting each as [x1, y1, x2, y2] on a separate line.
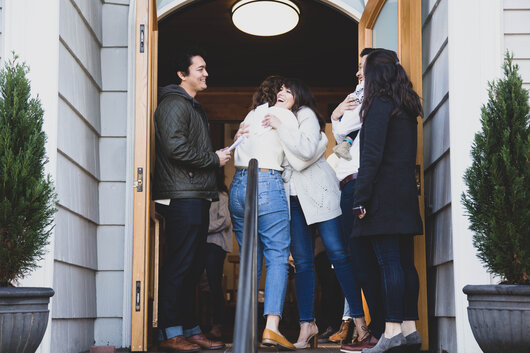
[232, 159, 259, 353]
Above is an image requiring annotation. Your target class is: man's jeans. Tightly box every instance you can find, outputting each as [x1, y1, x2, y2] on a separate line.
[289, 196, 363, 322]
[229, 169, 290, 317]
[156, 198, 210, 341]
[341, 179, 385, 338]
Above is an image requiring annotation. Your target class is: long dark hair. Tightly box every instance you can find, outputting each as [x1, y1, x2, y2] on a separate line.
[360, 49, 423, 122]
[283, 78, 325, 131]
[250, 75, 284, 109]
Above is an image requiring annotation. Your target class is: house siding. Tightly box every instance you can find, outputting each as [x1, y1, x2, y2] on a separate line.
[503, 0, 530, 93]
[95, 0, 131, 346]
[422, 0, 456, 352]
[53, 0, 103, 352]
[0, 0, 3, 63]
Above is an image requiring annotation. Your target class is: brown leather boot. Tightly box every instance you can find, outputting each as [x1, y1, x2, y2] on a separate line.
[329, 318, 353, 343]
[159, 335, 200, 352]
[187, 333, 225, 350]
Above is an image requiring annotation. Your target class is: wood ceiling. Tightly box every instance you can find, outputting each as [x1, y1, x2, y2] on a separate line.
[157, 0, 359, 88]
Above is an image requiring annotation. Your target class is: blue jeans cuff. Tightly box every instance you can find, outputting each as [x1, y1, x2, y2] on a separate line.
[159, 325, 183, 341]
[184, 325, 202, 337]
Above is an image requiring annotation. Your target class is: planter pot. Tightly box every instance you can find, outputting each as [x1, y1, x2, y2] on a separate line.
[463, 284, 530, 353]
[0, 287, 54, 353]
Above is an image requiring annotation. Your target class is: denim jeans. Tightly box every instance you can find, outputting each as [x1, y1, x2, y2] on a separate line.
[341, 179, 385, 337]
[156, 198, 210, 341]
[229, 169, 290, 317]
[370, 234, 419, 323]
[289, 196, 363, 322]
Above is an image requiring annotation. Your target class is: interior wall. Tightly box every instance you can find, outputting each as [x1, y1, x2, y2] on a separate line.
[421, 0, 455, 352]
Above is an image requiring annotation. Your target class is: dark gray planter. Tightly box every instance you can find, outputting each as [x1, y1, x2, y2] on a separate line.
[463, 284, 530, 353]
[0, 287, 54, 353]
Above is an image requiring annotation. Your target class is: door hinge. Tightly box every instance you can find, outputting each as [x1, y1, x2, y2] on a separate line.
[135, 281, 141, 311]
[133, 167, 143, 192]
[139, 24, 145, 53]
[415, 164, 421, 195]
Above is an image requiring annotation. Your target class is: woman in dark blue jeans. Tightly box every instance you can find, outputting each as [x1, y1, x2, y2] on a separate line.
[352, 49, 424, 353]
[263, 78, 369, 349]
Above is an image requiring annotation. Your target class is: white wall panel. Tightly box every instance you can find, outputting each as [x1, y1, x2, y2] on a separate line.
[424, 155, 451, 215]
[60, 0, 102, 87]
[70, 0, 103, 41]
[422, 0, 440, 20]
[104, 0, 130, 4]
[102, 3, 129, 47]
[434, 261, 455, 317]
[59, 42, 101, 133]
[99, 182, 126, 224]
[505, 34, 530, 57]
[423, 99, 449, 168]
[56, 153, 99, 223]
[504, 0, 530, 10]
[101, 48, 128, 90]
[100, 137, 127, 181]
[96, 271, 124, 317]
[58, 98, 100, 178]
[51, 319, 94, 353]
[101, 92, 128, 136]
[95, 318, 123, 346]
[514, 59, 530, 82]
[53, 261, 97, 318]
[428, 206, 453, 266]
[503, 9, 530, 33]
[55, 207, 97, 270]
[97, 226, 125, 270]
[422, 0, 447, 71]
[432, 317, 457, 353]
[422, 45, 449, 118]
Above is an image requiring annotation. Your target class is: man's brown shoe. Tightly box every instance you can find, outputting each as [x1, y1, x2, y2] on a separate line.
[159, 336, 200, 352]
[340, 334, 378, 352]
[330, 319, 353, 343]
[187, 333, 225, 350]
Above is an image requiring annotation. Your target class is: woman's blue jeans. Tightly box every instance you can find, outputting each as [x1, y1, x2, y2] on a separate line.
[229, 169, 290, 317]
[289, 196, 363, 322]
[370, 234, 419, 323]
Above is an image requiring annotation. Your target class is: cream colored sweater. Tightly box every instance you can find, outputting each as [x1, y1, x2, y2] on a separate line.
[234, 105, 298, 170]
[278, 107, 342, 225]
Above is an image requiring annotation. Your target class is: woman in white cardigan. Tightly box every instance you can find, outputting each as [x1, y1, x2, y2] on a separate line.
[263, 78, 368, 349]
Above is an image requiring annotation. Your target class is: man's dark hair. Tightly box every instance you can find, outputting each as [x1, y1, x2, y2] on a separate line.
[360, 47, 378, 57]
[174, 48, 206, 84]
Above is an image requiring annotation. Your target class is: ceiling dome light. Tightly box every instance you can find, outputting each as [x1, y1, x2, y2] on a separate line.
[231, 0, 300, 37]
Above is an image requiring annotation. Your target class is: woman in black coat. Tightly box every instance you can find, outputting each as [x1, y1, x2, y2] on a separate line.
[352, 49, 423, 353]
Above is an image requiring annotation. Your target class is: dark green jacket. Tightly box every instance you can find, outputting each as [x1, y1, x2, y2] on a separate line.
[153, 85, 219, 200]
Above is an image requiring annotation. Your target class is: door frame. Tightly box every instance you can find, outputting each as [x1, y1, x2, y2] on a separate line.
[129, 0, 427, 350]
[359, 0, 428, 350]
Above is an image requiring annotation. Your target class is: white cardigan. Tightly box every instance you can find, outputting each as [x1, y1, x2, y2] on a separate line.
[277, 107, 342, 225]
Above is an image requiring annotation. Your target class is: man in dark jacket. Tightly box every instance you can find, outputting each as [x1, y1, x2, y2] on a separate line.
[154, 50, 230, 352]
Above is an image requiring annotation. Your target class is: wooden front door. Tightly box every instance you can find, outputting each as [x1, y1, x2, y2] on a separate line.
[359, 0, 428, 350]
[131, 0, 158, 351]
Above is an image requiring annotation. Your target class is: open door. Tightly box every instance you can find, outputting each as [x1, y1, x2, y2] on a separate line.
[131, 0, 158, 351]
[359, 0, 428, 350]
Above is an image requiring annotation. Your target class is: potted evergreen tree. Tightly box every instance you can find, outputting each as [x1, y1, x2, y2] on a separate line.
[462, 52, 530, 353]
[0, 56, 57, 352]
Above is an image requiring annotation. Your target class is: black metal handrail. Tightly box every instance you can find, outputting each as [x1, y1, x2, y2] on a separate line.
[232, 158, 259, 353]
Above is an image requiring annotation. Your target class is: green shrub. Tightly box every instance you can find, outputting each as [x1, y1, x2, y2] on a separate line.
[462, 52, 530, 285]
[0, 55, 57, 286]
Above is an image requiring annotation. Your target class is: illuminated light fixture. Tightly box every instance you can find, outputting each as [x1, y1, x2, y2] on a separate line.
[231, 0, 300, 37]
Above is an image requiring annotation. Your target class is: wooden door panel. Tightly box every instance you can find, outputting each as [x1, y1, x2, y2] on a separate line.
[131, 0, 158, 351]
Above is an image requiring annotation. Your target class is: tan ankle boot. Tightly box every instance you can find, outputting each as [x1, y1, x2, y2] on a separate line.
[329, 318, 353, 343]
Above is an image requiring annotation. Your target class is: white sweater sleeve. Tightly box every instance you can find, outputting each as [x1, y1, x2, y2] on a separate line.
[277, 107, 321, 161]
[332, 105, 362, 143]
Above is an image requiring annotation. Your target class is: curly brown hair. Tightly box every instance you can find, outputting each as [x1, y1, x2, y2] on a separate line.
[250, 75, 285, 110]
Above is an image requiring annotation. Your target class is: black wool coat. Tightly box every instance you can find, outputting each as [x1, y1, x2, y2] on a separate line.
[351, 96, 423, 237]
